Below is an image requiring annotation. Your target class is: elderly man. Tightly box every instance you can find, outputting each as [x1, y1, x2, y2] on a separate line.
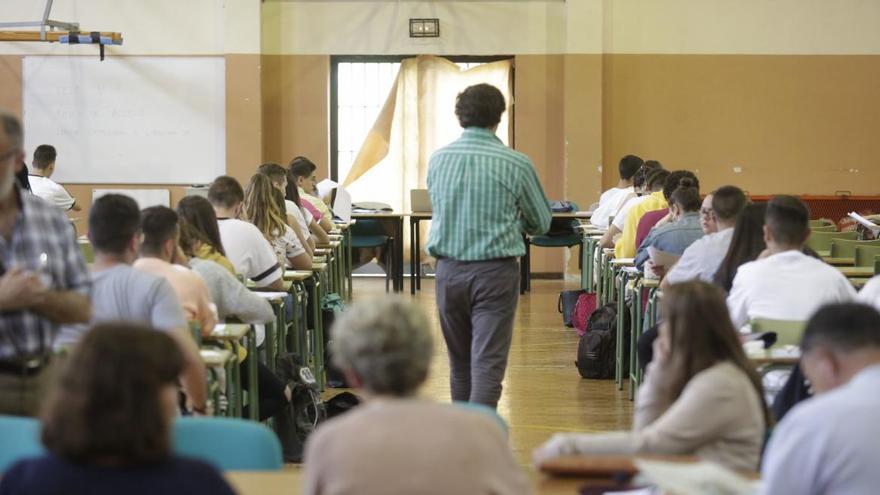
[0, 112, 91, 416]
[761, 303, 880, 495]
[426, 83, 551, 409]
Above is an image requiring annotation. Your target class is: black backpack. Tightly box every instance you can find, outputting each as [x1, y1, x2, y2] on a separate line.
[273, 353, 326, 462]
[576, 303, 631, 379]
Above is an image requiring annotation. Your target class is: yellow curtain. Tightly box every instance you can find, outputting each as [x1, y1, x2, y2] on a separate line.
[342, 55, 513, 214]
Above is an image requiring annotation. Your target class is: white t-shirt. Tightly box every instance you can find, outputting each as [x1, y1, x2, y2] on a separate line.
[590, 187, 633, 229]
[726, 250, 857, 329]
[271, 225, 307, 268]
[664, 227, 735, 285]
[217, 218, 282, 288]
[857, 275, 880, 312]
[29, 175, 76, 210]
[612, 195, 648, 231]
[285, 199, 312, 240]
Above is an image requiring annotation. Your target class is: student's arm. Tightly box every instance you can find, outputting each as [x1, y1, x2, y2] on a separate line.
[518, 162, 552, 236]
[288, 252, 312, 271]
[194, 276, 217, 336]
[171, 325, 210, 414]
[152, 280, 208, 414]
[31, 290, 91, 324]
[599, 225, 621, 249]
[288, 213, 313, 257]
[310, 220, 330, 244]
[218, 268, 274, 323]
[318, 216, 335, 233]
[30, 218, 93, 323]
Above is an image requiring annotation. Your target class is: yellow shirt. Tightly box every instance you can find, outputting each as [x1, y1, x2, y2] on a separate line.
[299, 187, 333, 222]
[196, 244, 237, 277]
[615, 191, 668, 258]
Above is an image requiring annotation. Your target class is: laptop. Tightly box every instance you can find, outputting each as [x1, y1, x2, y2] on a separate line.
[411, 189, 432, 213]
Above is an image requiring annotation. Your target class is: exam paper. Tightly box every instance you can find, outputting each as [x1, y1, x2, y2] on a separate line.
[633, 459, 759, 495]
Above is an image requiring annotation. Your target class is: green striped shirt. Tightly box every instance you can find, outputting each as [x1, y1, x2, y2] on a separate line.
[426, 127, 552, 261]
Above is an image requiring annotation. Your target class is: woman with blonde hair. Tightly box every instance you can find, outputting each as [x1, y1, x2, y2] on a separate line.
[243, 173, 311, 270]
[534, 281, 769, 472]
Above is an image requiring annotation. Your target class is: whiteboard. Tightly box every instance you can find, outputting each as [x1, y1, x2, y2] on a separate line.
[92, 189, 170, 209]
[23, 56, 226, 184]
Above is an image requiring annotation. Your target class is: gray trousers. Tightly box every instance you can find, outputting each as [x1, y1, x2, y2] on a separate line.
[435, 258, 519, 409]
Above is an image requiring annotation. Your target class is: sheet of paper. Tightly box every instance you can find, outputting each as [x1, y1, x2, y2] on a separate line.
[647, 246, 680, 269]
[848, 212, 880, 234]
[316, 179, 338, 202]
[633, 459, 760, 495]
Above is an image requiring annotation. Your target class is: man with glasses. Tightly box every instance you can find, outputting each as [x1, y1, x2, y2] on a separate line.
[0, 112, 92, 416]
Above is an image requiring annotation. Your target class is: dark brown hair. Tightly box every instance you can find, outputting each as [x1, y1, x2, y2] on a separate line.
[140, 206, 179, 257]
[765, 195, 809, 247]
[659, 281, 770, 428]
[258, 162, 287, 186]
[669, 177, 701, 212]
[714, 202, 767, 292]
[177, 195, 226, 257]
[711, 185, 748, 221]
[41, 323, 184, 465]
[207, 175, 244, 209]
[455, 83, 506, 128]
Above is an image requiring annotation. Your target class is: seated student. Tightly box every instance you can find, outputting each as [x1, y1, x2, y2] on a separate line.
[661, 186, 747, 288]
[726, 196, 856, 329]
[289, 156, 336, 232]
[760, 303, 880, 495]
[242, 173, 312, 270]
[303, 298, 530, 495]
[176, 195, 237, 275]
[285, 167, 331, 243]
[534, 281, 767, 472]
[599, 160, 669, 248]
[58, 194, 208, 415]
[178, 221, 273, 323]
[208, 176, 284, 290]
[614, 169, 691, 259]
[133, 206, 217, 335]
[177, 221, 290, 420]
[713, 203, 767, 293]
[0, 323, 236, 495]
[258, 162, 315, 255]
[27, 144, 81, 212]
[634, 178, 704, 271]
[590, 154, 643, 229]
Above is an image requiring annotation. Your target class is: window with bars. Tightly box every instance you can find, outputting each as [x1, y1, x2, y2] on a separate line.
[330, 56, 510, 182]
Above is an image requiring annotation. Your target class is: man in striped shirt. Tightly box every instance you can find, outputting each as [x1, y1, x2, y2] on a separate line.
[426, 83, 551, 409]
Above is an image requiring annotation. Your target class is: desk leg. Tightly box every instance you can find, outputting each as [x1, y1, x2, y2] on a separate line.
[397, 217, 405, 292]
[346, 228, 353, 300]
[629, 282, 642, 401]
[310, 277, 325, 391]
[415, 220, 422, 291]
[615, 270, 625, 390]
[410, 218, 416, 295]
[247, 328, 260, 421]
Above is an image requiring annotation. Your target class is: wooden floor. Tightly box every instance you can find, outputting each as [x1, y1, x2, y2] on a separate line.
[346, 277, 634, 467]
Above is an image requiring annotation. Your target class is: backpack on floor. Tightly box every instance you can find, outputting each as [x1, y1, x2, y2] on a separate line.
[575, 303, 630, 379]
[558, 289, 586, 327]
[321, 293, 349, 388]
[572, 292, 598, 336]
[273, 352, 326, 462]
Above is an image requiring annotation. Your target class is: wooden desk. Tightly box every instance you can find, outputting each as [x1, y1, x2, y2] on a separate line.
[747, 347, 801, 366]
[823, 256, 855, 266]
[837, 266, 876, 278]
[351, 212, 405, 292]
[199, 348, 234, 367]
[851, 277, 872, 289]
[226, 470, 302, 495]
[284, 270, 313, 282]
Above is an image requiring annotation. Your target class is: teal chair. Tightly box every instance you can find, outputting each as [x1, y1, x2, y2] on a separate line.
[453, 401, 508, 437]
[173, 417, 283, 471]
[350, 219, 394, 292]
[0, 416, 45, 471]
[522, 203, 583, 294]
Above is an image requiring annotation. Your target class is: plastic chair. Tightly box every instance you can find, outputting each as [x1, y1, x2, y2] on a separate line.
[453, 401, 508, 437]
[750, 318, 807, 348]
[0, 416, 45, 472]
[78, 240, 94, 263]
[854, 245, 880, 268]
[805, 230, 858, 254]
[172, 417, 283, 471]
[808, 218, 834, 228]
[350, 219, 394, 292]
[810, 225, 837, 233]
[522, 234, 582, 294]
[830, 238, 880, 258]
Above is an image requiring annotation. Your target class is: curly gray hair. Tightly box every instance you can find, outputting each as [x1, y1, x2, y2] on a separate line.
[331, 297, 433, 396]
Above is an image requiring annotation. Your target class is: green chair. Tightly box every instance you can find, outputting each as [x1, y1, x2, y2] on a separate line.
[876, 256, 880, 275]
[78, 240, 94, 263]
[810, 225, 837, 233]
[806, 230, 858, 254]
[854, 245, 880, 268]
[830, 238, 880, 258]
[809, 218, 834, 228]
[750, 318, 807, 348]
